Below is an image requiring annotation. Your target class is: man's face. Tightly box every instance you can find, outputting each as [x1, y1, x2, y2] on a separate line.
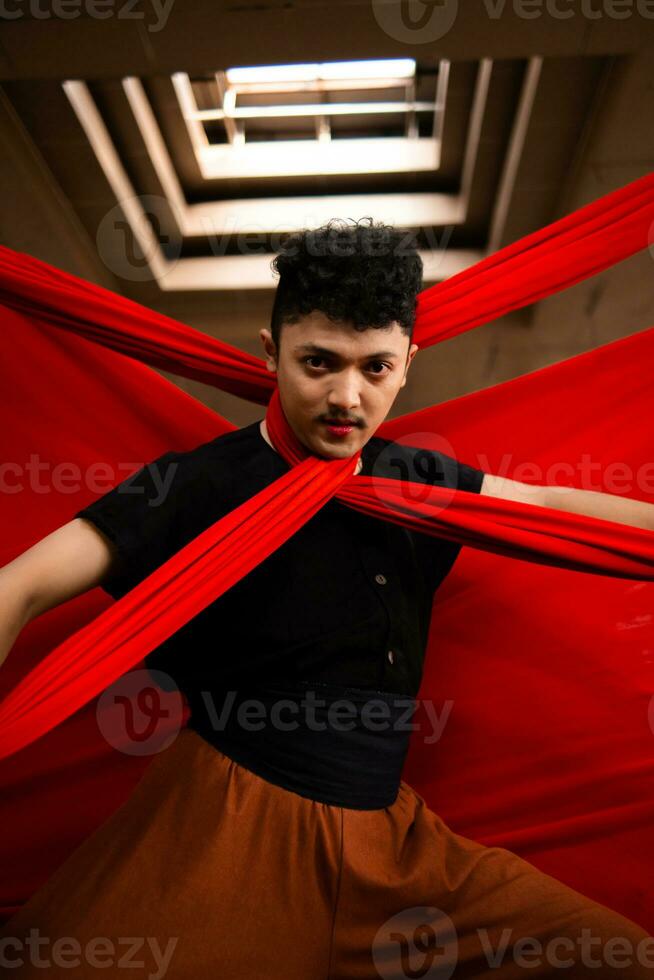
[259, 310, 419, 459]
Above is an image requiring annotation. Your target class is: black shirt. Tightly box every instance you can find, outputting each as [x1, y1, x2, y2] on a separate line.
[74, 420, 486, 700]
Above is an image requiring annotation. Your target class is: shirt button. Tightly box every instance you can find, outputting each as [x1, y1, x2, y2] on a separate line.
[375, 573, 387, 585]
[387, 649, 395, 664]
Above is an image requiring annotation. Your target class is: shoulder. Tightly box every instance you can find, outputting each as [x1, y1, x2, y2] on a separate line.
[163, 420, 266, 488]
[76, 422, 266, 526]
[73, 422, 270, 599]
[360, 434, 448, 482]
[177, 420, 263, 466]
[361, 434, 485, 493]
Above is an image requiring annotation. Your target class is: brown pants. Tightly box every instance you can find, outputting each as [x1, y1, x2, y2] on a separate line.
[1, 727, 652, 978]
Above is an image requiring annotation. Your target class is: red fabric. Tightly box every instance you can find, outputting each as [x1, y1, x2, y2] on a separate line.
[2, 374, 653, 765]
[1, 173, 653, 930]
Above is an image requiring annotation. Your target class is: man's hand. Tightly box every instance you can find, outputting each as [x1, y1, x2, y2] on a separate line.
[480, 473, 654, 532]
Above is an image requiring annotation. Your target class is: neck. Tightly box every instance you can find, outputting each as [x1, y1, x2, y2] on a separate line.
[260, 419, 363, 476]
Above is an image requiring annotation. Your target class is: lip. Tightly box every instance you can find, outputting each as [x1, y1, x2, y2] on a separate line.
[322, 420, 356, 436]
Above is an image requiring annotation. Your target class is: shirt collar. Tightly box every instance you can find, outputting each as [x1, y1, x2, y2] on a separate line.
[249, 419, 385, 479]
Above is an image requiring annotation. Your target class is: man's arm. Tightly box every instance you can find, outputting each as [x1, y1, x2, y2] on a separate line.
[0, 518, 119, 669]
[480, 474, 654, 532]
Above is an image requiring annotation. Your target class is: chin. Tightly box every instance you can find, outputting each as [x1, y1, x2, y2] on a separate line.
[323, 446, 352, 459]
[319, 438, 360, 460]
[301, 421, 362, 459]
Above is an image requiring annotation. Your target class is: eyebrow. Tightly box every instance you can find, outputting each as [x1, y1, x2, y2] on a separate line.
[294, 344, 399, 360]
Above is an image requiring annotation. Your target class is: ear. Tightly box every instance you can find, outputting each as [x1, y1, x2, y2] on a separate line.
[399, 343, 419, 389]
[259, 328, 278, 373]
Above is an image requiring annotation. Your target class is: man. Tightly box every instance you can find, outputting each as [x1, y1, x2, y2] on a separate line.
[0, 218, 652, 977]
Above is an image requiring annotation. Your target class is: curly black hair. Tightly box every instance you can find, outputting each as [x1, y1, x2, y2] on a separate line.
[269, 217, 423, 350]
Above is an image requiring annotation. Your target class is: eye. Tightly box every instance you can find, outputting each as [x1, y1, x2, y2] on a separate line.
[302, 355, 327, 370]
[301, 355, 391, 375]
[367, 361, 392, 375]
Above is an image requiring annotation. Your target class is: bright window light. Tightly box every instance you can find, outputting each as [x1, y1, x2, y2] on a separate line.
[225, 59, 416, 85]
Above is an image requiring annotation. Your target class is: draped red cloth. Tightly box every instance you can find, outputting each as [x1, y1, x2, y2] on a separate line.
[1, 173, 654, 930]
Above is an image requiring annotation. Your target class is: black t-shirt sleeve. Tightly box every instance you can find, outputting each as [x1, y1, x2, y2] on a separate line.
[365, 439, 487, 596]
[452, 455, 486, 495]
[369, 439, 486, 495]
[423, 449, 486, 591]
[73, 448, 210, 600]
[416, 445, 486, 496]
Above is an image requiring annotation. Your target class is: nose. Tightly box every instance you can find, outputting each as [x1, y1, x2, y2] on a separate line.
[326, 371, 361, 416]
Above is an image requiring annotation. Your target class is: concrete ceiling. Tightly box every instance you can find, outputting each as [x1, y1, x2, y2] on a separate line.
[0, 0, 651, 79]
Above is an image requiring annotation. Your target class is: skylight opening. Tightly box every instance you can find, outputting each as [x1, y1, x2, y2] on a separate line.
[170, 58, 447, 179]
[224, 59, 416, 85]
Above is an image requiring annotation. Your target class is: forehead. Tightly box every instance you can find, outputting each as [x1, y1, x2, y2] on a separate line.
[284, 311, 408, 357]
